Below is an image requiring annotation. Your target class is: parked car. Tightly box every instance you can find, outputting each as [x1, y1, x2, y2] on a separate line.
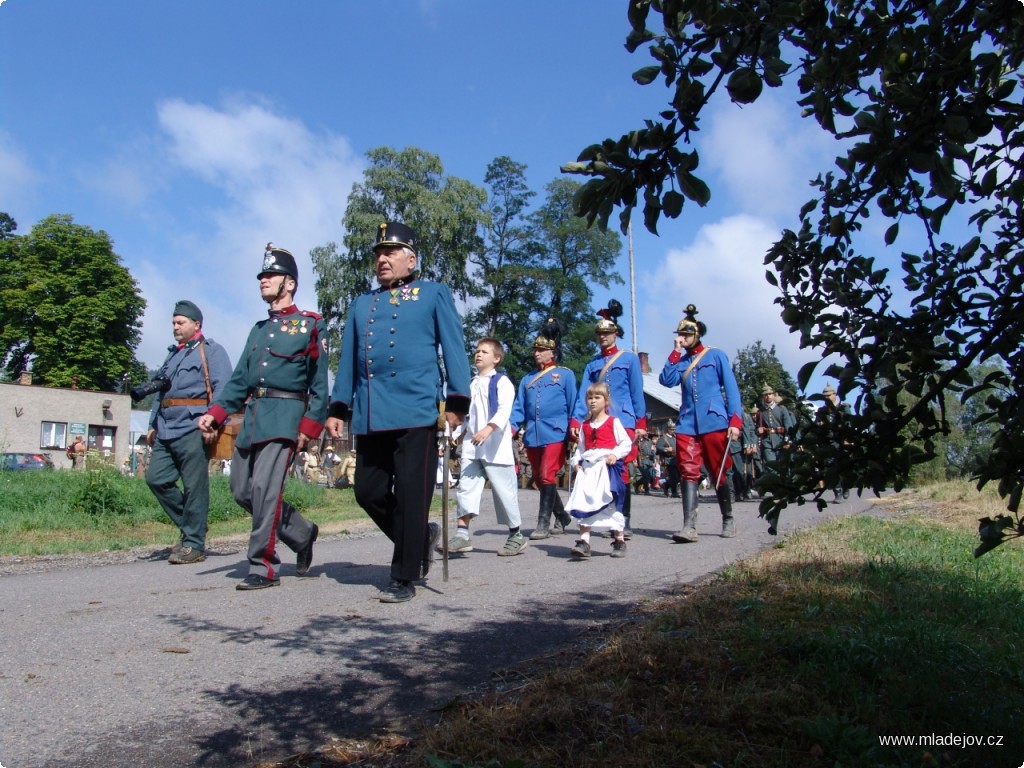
[1, 452, 56, 471]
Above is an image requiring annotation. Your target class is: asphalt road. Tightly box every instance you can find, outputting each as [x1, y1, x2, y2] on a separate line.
[0, 488, 881, 768]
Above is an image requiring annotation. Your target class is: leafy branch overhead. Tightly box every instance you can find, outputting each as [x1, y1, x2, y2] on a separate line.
[564, 0, 1024, 554]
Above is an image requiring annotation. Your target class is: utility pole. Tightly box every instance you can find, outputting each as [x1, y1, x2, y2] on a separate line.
[628, 221, 638, 353]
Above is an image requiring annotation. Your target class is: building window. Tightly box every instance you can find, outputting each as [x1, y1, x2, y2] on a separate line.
[41, 421, 68, 449]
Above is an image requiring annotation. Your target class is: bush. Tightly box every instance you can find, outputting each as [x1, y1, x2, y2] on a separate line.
[71, 468, 135, 517]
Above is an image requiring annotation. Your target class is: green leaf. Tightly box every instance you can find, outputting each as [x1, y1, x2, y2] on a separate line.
[663, 190, 685, 217]
[632, 66, 663, 86]
[677, 171, 711, 206]
[884, 222, 899, 245]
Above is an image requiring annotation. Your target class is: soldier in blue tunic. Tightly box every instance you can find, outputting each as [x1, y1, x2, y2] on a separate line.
[570, 300, 647, 536]
[326, 222, 471, 604]
[143, 300, 232, 564]
[510, 318, 576, 540]
[658, 305, 743, 541]
[198, 245, 328, 590]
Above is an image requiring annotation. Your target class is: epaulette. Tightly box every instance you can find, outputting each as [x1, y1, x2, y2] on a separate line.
[298, 309, 323, 321]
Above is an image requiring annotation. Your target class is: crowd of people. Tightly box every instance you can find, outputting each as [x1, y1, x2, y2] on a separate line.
[137, 221, 848, 603]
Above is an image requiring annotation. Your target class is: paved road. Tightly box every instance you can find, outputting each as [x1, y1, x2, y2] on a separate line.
[0, 489, 880, 768]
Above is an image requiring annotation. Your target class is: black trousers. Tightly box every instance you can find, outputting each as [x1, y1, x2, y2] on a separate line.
[354, 426, 435, 583]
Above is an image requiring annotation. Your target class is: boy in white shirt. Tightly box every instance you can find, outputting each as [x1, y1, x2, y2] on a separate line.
[446, 338, 528, 556]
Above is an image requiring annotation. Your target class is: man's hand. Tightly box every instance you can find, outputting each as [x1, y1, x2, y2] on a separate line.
[728, 426, 741, 442]
[197, 414, 217, 434]
[569, 426, 580, 442]
[635, 427, 648, 440]
[325, 416, 344, 438]
[445, 411, 464, 431]
[297, 433, 310, 452]
[145, 428, 156, 447]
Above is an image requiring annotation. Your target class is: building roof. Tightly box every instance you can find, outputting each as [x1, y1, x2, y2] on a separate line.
[643, 371, 680, 412]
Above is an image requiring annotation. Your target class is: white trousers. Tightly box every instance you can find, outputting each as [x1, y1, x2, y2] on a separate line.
[456, 459, 522, 529]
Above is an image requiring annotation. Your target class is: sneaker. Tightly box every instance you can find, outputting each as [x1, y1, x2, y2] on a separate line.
[170, 537, 185, 556]
[611, 540, 627, 558]
[236, 574, 280, 590]
[421, 522, 441, 578]
[446, 531, 473, 553]
[570, 539, 591, 558]
[168, 546, 206, 565]
[498, 532, 528, 557]
[380, 579, 415, 603]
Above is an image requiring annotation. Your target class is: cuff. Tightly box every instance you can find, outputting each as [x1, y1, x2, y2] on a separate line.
[668, 350, 682, 364]
[636, 417, 648, 431]
[206, 404, 228, 426]
[569, 418, 581, 431]
[299, 416, 324, 440]
[729, 414, 743, 430]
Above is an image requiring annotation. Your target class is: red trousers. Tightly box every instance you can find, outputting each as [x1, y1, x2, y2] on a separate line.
[526, 443, 567, 485]
[675, 431, 732, 487]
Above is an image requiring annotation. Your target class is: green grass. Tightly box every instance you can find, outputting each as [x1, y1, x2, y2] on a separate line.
[267, 483, 1024, 768]
[0, 468, 373, 557]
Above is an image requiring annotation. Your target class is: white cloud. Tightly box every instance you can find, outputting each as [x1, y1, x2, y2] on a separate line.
[703, 94, 834, 219]
[133, 98, 364, 367]
[639, 213, 815, 380]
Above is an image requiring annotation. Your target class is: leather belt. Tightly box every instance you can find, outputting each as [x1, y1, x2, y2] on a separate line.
[253, 387, 308, 402]
[161, 397, 209, 408]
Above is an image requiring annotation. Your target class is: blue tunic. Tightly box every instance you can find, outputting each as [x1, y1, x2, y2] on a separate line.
[571, 347, 647, 431]
[510, 364, 576, 448]
[331, 278, 471, 434]
[150, 336, 233, 440]
[658, 345, 742, 436]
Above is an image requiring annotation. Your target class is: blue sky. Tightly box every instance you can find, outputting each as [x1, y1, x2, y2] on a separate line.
[1, 0, 849, 390]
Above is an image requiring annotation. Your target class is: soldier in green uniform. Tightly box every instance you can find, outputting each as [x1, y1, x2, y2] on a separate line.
[756, 384, 793, 466]
[199, 244, 328, 590]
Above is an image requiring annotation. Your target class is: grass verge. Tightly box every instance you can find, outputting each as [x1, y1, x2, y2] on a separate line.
[263, 481, 1024, 767]
[0, 469, 374, 557]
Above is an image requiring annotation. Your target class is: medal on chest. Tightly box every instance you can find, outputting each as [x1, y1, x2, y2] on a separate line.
[279, 318, 307, 335]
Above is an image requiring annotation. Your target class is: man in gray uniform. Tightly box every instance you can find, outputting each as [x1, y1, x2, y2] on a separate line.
[143, 300, 232, 564]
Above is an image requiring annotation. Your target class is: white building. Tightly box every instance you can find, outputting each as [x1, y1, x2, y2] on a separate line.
[0, 373, 131, 469]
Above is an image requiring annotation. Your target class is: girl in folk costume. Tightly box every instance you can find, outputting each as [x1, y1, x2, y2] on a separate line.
[566, 382, 634, 559]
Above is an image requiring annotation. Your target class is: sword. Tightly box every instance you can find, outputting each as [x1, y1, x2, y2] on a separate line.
[441, 431, 450, 582]
[714, 434, 733, 488]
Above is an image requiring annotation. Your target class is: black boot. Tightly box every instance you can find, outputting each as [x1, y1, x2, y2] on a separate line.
[530, 485, 555, 540]
[717, 484, 735, 537]
[672, 482, 699, 542]
[552, 488, 572, 533]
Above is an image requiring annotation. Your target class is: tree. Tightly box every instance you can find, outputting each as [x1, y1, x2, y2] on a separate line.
[524, 179, 624, 378]
[564, 0, 1024, 554]
[0, 214, 146, 390]
[732, 341, 798, 411]
[311, 147, 487, 368]
[463, 156, 538, 377]
[0, 212, 16, 240]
